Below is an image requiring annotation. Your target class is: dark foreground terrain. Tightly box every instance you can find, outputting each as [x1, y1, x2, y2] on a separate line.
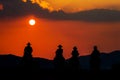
[0, 50, 120, 80]
[0, 67, 119, 80]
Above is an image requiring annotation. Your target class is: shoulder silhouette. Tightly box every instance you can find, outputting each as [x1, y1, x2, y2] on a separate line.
[90, 46, 101, 72]
[22, 42, 33, 68]
[23, 42, 33, 59]
[68, 46, 80, 70]
[53, 45, 65, 70]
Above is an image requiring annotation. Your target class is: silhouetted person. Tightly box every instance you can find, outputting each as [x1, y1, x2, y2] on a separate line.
[22, 42, 33, 68]
[90, 46, 101, 72]
[53, 45, 65, 71]
[69, 46, 80, 71]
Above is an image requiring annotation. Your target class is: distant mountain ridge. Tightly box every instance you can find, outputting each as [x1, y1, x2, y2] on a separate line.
[0, 50, 120, 70]
[67, 9, 120, 21]
[79, 50, 120, 70]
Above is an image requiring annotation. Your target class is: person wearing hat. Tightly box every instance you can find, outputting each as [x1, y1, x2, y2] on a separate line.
[68, 46, 80, 70]
[72, 46, 79, 57]
[23, 42, 33, 62]
[56, 45, 63, 54]
[53, 44, 65, 70]
[90, 45, 101, 72]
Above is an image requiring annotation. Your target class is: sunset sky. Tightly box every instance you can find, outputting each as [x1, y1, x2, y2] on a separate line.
[22, 0, 120, 12]
[0, 0, 120, 59]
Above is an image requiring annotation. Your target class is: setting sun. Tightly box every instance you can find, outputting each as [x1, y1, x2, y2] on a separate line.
[29, 19, 36, 26]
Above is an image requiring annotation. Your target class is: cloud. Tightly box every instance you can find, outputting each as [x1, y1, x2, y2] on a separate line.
[0, 0, 46, 17]
[0, 0, 65, 18]
[30, 0, 54, 11]
[0, 0, 120, 21]
[31, 0, 120, 13]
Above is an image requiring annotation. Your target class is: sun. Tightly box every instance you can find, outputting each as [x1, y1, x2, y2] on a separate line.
[29, 19, 36, 26]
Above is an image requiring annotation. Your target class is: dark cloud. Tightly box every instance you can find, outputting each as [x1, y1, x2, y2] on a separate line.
[0, 0, 120, 21]
[0, 0, 67, 19]
[68, 9, 120, 21]
[0, 0, 48, 17]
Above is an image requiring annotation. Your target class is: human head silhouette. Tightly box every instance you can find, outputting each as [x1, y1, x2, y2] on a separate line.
[73, 46, 77, 50]
[94, 46, 98, 50]
[27, 42, 31, 46]
[58, 45, 62, 48]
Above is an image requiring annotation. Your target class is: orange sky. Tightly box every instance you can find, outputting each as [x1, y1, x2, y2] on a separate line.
[0, 16, 120, 59]
[22, 0, 120, 12]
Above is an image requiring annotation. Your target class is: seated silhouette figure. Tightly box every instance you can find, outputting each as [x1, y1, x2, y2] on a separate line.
[68, 46, 80, 71]
[90, 46, 101, 72]
[22, 42, 33, 68]
[53, 45, 65, 70]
